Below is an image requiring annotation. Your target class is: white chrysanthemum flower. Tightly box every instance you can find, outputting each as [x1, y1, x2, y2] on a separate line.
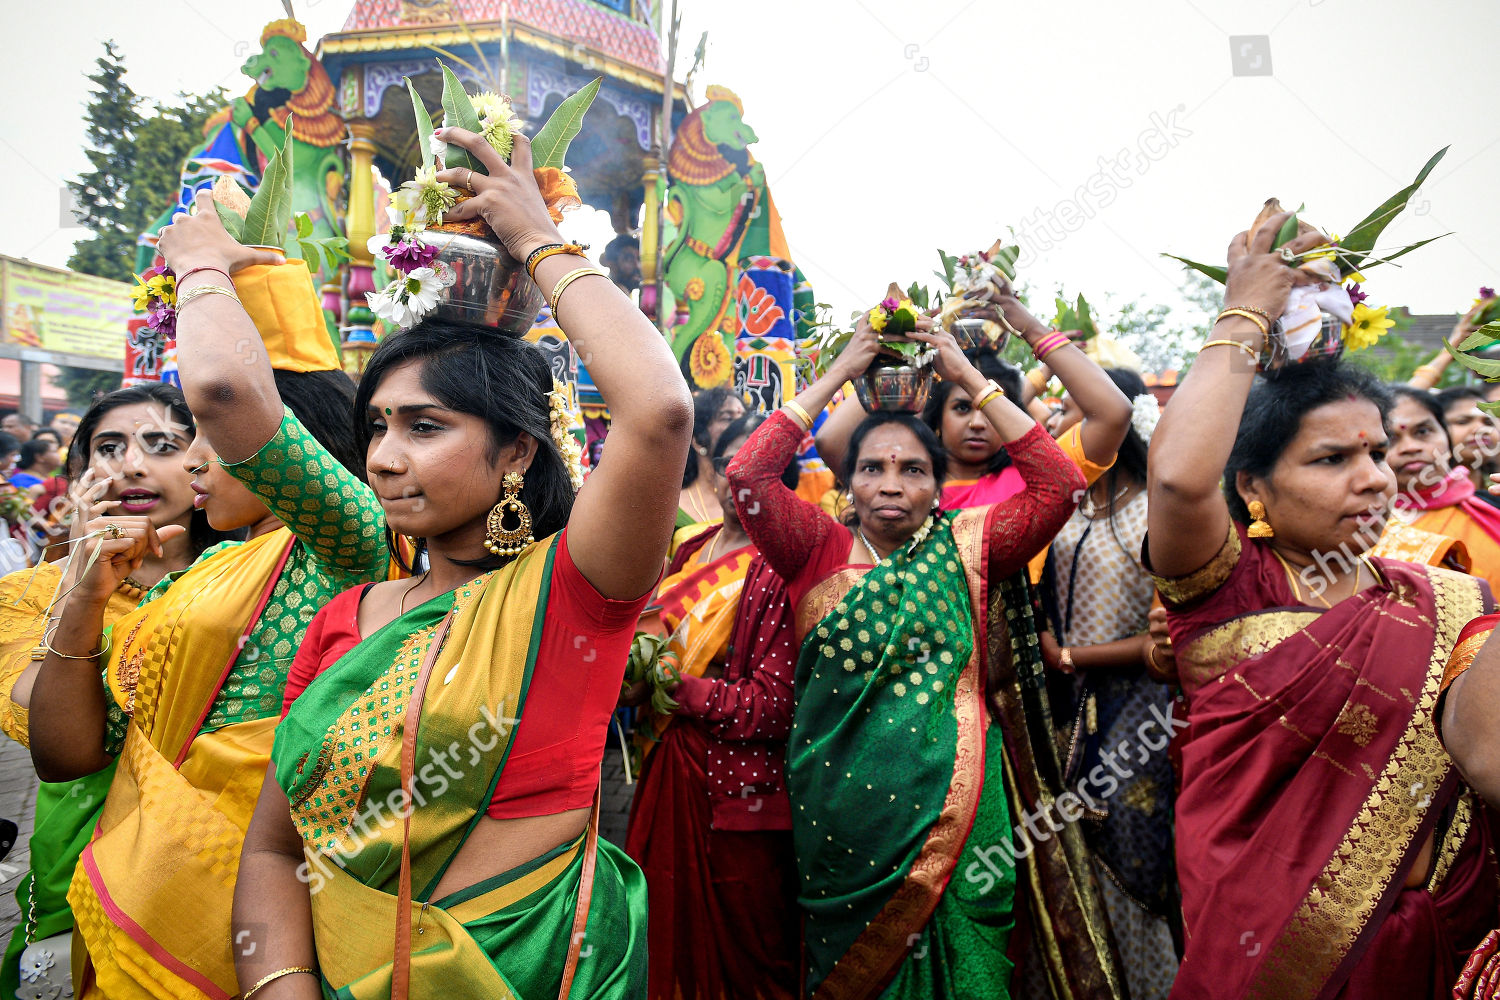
[367, 233, 393, 259]
[471, 92, 524, 160]
[394, 165, 458, 229]
[1130, 393, 1161, 445]
[402, 267, 447, 322]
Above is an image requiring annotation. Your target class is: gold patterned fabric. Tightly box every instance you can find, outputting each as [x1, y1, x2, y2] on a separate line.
[1147, 522, 1241, 606]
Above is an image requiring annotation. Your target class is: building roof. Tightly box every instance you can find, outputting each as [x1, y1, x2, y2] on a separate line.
[338, 0, 665, 76]
[1393, 308, 1461, 355]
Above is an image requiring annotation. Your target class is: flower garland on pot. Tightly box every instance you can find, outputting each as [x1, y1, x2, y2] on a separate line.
[366, 66, 600, 332]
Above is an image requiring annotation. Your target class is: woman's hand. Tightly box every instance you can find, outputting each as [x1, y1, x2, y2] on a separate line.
[901, 324, 980, 387]
[962, 279, 1049, 344]
[825, 310, 886, 385]
[157, 191, 285, 275]
[436, 130, 563, 262]
[1222, 211, 1337, 321]
[71, 511, 184, 611]
[1039, 629, 1070, 673]
[1144, 606, 1177, 683]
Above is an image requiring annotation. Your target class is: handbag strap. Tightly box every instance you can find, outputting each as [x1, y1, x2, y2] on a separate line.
[391, 608, 455, 1000]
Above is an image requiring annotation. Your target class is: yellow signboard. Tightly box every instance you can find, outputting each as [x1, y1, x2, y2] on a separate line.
[0, 256, 130, 360]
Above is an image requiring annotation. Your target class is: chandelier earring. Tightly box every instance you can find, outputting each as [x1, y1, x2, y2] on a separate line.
[484, 471, 534, 557]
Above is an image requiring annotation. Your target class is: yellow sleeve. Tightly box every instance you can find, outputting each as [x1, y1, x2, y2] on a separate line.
[1058, 422, 1115, 486]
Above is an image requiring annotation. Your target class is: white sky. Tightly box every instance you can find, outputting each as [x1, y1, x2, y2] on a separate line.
[4, 0, 1498, 329]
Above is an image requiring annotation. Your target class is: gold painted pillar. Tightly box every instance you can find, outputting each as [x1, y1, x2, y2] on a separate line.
[346, 123, 378, 268]
[640, 149, 661, 326]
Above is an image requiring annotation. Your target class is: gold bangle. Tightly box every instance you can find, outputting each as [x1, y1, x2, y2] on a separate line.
[1225, 304, 1273, 324]
[1147, 642, 1168, 674]
[783, 400, 814, 430]
[1025, 367, 1049, 391]
[972, 379, 1005, 410]
[1215, 308, 1270, 337]
[41, 626, 109, 661]
[548, 267, 610, 317]
[176, 284, 241, 311]
[1199, 339, 1258, 361]
[1059, 646, 1074, 672]
[241, 966, 317, 1000]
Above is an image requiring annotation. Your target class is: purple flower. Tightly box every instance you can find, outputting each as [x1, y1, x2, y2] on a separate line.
[879, 296, 900, 312]
[1481, 286, 1496, 300]
[1346, 283, 1368, 306]
[382, 238, 440, 273]
[145, 301, 176, 339]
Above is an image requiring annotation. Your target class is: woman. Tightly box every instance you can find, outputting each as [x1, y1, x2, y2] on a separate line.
[0, 384, 233, 997]
[626, 412, 801, 1000]
[728, 315, 1084, 998]
[232, 126, 690, 999]
[675, 386, 746, 553]
[26, 215, 390, 998]
[1386, 385, 1500, 588]
[1041, 367, 1179, 1000]
[1147, 214, 1494, 998]
[10, 437, 59, 491]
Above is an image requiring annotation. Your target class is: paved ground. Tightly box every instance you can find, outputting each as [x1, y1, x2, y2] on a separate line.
[0, 735, 37, 942]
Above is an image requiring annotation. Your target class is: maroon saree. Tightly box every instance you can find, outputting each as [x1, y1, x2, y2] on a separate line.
[1156, 524, 1493, 1000]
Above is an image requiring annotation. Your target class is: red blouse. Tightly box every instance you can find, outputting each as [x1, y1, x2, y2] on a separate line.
[281, 528, 649, 819]
[726, 410, 1085, 620]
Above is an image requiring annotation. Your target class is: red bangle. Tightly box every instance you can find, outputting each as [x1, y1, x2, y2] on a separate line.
[176, 265, 233, 287]
[1033, 331, 1070, 360]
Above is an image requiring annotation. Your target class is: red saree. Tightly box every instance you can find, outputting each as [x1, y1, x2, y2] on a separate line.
[1155, 523, 1494, 1000]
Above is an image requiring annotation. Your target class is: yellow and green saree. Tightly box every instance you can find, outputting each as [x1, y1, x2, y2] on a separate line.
[273, 535, 646, 999]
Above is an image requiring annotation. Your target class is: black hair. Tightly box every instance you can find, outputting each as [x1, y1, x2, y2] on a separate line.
[1389, 384, 1452, 451]
[1222, 361, 1395, 525]
[715, 413, 799, 489]
[841, 412, 948, 527]
[1436, 385, 1490, 411]
[2, 413, 34, 429]
[18, 439, 53, 470]
[272, 369, 363, 479]
[0, 433, 18, 462]
[683, 387, 741, 487]
[31, 428, 62, 446]
[65, 383, 238, 556]
[354, 320, 575, 573]
[1101, 368, 1150, 493]
[921, 351, 1024, 475]
[601, 234, 639, 265]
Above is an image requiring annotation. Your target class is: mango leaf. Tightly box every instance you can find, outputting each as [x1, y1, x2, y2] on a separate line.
[1480, 400, 1500, 418]
[406, 77, 435, 172]
[992, 244, 1019, 281]
[294, 212, 314, 239]
[1338, 147, 1447, 272]
[1342, 233, 1450, 275]
[1459, 321, 1500, 351]
[1161, 253, 1228, 284]
[1443, 337, 1500, 379]
[439, 63, 481, 173]
[1075, 294, 1097, 339]
[241, 116, 295, 248]
[905, 281, 929, 311]
[214, 203, 245, 243]
[531, 77, 601, 170]
[936, 249, 958, 292]
[1273, 213, 1300, 250]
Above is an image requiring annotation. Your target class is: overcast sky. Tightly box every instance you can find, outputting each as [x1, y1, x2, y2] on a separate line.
[5, 0, 1497, 331]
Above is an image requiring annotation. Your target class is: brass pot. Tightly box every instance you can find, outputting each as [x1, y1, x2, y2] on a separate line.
[412, 229, 544, 335]
[855, 360, 932, 413]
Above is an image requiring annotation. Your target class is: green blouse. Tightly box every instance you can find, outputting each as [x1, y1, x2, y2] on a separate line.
[105, 409, 387, 751]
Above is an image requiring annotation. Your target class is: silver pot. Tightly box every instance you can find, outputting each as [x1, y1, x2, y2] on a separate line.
[855, 360, 932, 413]
[950, 316, 1009, 354]
[1260, 312, 1346, 371]
[414, 229, 545, 334]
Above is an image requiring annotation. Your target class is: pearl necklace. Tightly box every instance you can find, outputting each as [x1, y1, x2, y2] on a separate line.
[857, 513, 936, 566]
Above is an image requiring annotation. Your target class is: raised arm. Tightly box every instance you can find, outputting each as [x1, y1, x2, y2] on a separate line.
[1408, 304, 1482, 389]
[154, 192, 286, 464]
[438, 129, 691, 600]
[1147, 214, 1320, 578]
[810, 390, 866, 488]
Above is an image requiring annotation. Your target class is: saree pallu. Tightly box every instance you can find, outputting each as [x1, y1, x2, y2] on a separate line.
[69, 528, 295, 1000]
[792, 509, 1016, 999]
[0, 562, 135, 997]
[1169, 559, 1490, 1000]
[637, 540, 752, 755]
[274, 534, 646, 997]
[1397, 472, 1500, 588]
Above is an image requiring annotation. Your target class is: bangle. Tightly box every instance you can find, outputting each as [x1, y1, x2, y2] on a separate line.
[1225, 304, 1273, 325]
[1025, 367, 1050, 392]
[1215, 308, 1270, 337]
[1199, 339, 1258, 361]
[176, 284, 242, 311]
[972, 379, 1005, 410]
[1031, 331, 1070, 361]
[241, 966, 317, 1000]
[525, 242, 589, 280]
[175, 265, 232, 287]
[783, 400, 814, 431]
[1059, 647, 1074, 673]
[548, 267, 610, 317]
[1146, 642, 1168, 675]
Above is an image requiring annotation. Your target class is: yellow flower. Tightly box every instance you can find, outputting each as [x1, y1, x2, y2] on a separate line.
[867, 307, 888, 332]
[1343, 302, 1394, 352]
[1303, 233, 1342, 263]
[131, 276, 153, 312]
[147, 274, 175, 307]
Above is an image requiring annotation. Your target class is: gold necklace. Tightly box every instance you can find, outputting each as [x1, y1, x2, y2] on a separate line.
[399, 573, 428, 616]
[684, 481, 716, 523]
[1272, 550, 1361, 609]
[702, 532, 719, 565]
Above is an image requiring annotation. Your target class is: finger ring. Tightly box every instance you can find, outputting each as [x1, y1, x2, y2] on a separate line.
[465, 168, 475, 190]
[105, 523, 123, 539]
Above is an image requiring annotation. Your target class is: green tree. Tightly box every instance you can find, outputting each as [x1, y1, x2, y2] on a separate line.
[52, 369, 123, 411]
[67, 41, 143, 283]
[66, 41, 225, 283]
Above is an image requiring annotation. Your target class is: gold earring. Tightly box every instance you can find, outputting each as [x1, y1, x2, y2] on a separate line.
[484, 471, 534, 557]
[1247, 500, 1274, 538]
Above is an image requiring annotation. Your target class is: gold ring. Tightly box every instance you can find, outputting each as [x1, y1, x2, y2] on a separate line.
[105, 523, 123, 539]
[465, 168, 475, 190]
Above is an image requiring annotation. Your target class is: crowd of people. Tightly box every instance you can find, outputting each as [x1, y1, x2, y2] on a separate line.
[1, 123, 1500, 1000]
